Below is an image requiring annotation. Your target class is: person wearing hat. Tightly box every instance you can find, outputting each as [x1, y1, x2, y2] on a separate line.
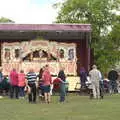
[89, 65, 102, 99]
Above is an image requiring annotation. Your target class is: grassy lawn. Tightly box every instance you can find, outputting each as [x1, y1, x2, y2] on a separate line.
[0, 94, 120, 120]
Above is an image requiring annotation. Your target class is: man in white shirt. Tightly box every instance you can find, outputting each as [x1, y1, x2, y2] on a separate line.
[89, 65, 102, 99]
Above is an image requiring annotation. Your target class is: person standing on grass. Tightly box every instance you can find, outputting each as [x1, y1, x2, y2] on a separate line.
[18, 70, 26, 98]
[9, 68, 19, 99]
[38, 67, 45, 97]
[26, 68, 37, 103]
[79, 67, 87, 89]
[42, 65, 52, 103]
[108, 69, 118, 94]
[58, 66, 66, 102]
[89, 65, 102, 99]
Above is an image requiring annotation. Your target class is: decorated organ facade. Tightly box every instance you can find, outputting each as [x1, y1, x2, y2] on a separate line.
[2, 40, 77, 75]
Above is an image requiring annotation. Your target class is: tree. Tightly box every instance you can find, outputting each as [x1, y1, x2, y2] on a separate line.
[0, 17, 15, 23]
[55, 0, 120, 73]
[110, 15, 120, 47]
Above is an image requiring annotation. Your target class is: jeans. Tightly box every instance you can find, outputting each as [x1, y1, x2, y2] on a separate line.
[10, 85, 19, 99]
[19, 86, 25, 97]
[109, 80, 117, 94]
[28, 83, 36, 103]
[99, 81, 104, 98]
[59, 83, 66, 102]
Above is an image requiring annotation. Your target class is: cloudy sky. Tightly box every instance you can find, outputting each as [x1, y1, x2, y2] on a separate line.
[0, 0, 63, 24]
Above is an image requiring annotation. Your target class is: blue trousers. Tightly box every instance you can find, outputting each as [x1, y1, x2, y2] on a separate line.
[19, 86, 25, 97]
[109, 80, 117, 94]
[59, 83, 66, 102]
[10, 85, 19, 99]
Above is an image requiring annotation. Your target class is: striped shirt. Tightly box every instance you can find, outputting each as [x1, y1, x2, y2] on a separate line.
[26, 72, 37, 84]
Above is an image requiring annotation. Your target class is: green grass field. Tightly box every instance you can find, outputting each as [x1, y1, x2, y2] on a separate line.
[0, 94, 120, 120]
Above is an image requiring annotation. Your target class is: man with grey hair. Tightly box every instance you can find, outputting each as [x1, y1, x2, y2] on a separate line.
[89, 65, 102, 99]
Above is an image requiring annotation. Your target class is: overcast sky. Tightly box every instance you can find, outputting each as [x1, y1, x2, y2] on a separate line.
[0, 0, 63, 24]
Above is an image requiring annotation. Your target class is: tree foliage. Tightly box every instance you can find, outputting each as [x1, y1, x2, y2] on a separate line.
[55, 0, 120, 73]
[0, 17, 14, 23]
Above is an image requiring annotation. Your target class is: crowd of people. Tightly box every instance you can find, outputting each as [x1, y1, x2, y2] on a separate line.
[0, 64, 120, 103]
[79, 65, 120, 99]
[0, 65, 67, 103]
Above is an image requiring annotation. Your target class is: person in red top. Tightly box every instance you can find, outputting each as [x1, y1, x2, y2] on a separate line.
[18, 70, 26, 98]
[42, 65, 52, 103]
[9, 68, 19, 99]
[52, 78, 61, 94]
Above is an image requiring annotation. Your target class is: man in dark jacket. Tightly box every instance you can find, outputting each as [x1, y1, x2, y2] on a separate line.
[108, 69, 118, 94]
[58, 66, 66, 102]
[79, 67, 87, 89]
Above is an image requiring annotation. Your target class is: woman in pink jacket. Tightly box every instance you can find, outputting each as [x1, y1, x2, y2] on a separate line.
[18, 70, 26, 98]
[10, 68, 19, 99]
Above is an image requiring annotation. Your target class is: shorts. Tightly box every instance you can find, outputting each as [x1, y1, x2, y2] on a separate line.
[43, 85, 51, 93]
